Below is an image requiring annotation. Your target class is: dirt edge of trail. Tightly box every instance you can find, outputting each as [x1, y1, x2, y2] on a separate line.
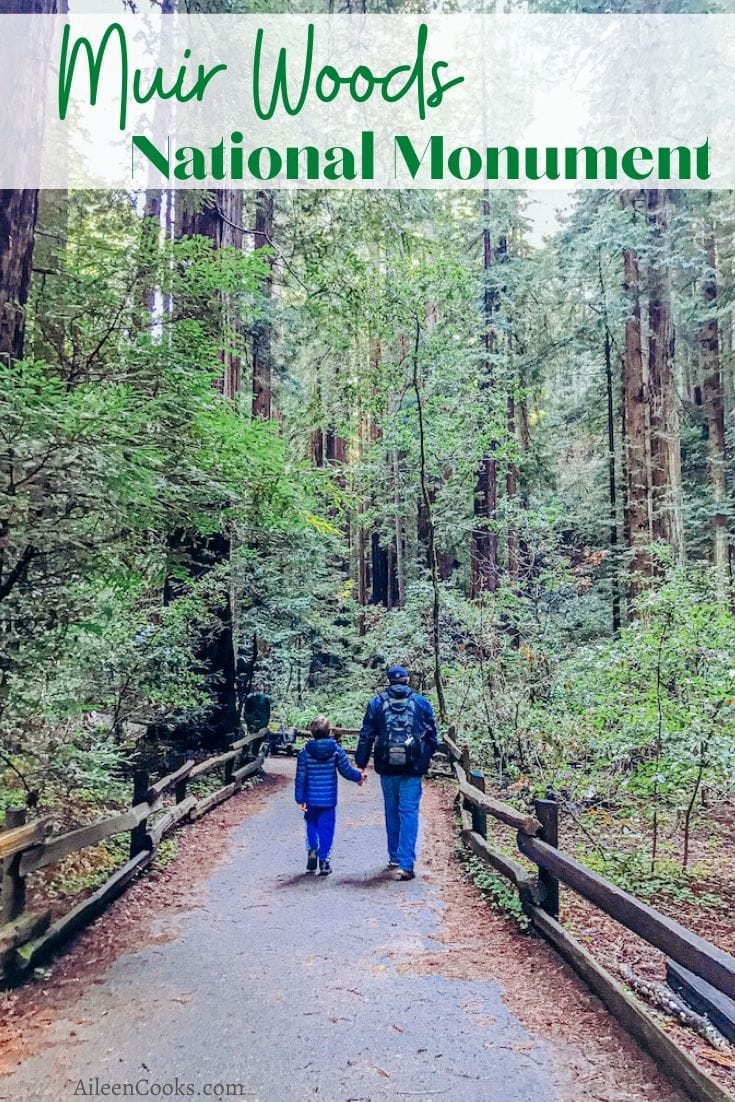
[418, 780, 686, 1102]
[0, 771, 286, 1077]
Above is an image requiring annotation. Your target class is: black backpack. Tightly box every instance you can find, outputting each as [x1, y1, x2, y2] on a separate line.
[375, 691, 421, 771]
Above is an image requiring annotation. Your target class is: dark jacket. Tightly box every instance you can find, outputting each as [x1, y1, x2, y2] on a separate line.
[295, 737, 362, 808]
[244, 691, 271, 732]
[355, 684, 438, 776]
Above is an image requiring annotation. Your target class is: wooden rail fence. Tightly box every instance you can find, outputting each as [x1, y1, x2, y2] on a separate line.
[0, 728, 267, 987]
[444, 729, 735, 1102]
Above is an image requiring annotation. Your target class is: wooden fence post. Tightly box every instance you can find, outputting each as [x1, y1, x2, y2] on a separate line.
[1, 808, 27, 924]
[174, 757, 189, 803]
[469, 771, 487, 839]
[534, 797, 560, 920]
[460, 743, 471, 776]
[129, 770, 151, 857]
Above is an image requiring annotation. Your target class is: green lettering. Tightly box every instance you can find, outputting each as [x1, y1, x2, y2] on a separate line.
[485, 146, 520, 181]
[58, 22, 128, 130]
[447, 146, 481, 180]
[174, 146, 206, 181]
[394, 135, 442, 180]
[324, 146, 356, 182]
[132, 134, 170, 178]
[248, 146, 282, 181]
[621, 146, 653, 181]
[253, 23, 313, 121]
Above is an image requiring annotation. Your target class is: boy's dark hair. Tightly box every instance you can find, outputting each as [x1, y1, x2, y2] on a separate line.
[310, 714, 331, 739]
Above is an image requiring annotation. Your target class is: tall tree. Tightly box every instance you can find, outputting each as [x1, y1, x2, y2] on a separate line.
[0, 190, 39, 363]
[471, 192, 500, 596]
[621, 190, 652, 591]
[169, 190, 245, 745]
[599, 254, 623, 633]
[252, 190, 274, 419]
[700, 199, 730, 590]
[647, 188, 684, 560]
[0, 0, 59, 363]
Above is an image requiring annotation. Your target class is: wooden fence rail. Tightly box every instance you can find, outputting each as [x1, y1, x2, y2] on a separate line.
[0, 731, 268, 986]
[443, 729, 735, 1102]
[517, 833, 735, 1002]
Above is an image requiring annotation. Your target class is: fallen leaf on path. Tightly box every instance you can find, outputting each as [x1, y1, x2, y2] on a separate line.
[699, 1050, 735, 1069]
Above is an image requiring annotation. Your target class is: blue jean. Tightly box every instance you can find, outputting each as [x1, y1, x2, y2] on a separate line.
[380, 774, 423, 872]
[304, 806, 336, 861]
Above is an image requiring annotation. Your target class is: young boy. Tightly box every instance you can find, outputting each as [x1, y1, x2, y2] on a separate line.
[295, 715, 363, 876]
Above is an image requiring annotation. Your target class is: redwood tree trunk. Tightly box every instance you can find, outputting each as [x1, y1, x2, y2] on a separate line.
[388, 381, 406, 609]
[506, 391, 519, 584]
[621, 191, 652, 594]
[599, 255, 622, 633]
[647, 188, 684, 560]
[252, 190, 274, 419]
[471, 192, 500, 596]
[700, 210, 730, 590]
[0, 0, 59, 362]
[0, 189, 39, 364]
[371, 533, 394, 607]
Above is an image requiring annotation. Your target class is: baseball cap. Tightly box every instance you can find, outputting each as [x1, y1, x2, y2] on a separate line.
[387, 664, 409, 682]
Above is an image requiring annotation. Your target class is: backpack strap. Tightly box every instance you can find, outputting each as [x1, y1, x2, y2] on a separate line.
[381, 688, 413, 701]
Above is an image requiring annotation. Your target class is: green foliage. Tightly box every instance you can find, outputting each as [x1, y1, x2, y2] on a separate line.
[465, 853, 529, 932]
[544, 567, 735, 790]
[521, 565, 735, 869]
[1, 192, 325, 813]
[47, 831, 129, 900]
[153, 836, 178, 871]
[579, 847, 719, 908]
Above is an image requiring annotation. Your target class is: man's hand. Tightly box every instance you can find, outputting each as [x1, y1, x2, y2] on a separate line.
[299, 802, 307, 812]
[361, 770, 368, 783]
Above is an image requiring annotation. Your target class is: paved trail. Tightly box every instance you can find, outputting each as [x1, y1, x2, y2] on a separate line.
[2, 761, 684, 1102]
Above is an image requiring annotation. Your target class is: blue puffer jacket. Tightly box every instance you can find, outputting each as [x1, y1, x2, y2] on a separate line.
[356, 683, 438, 776]
[294, 737, 362, 808]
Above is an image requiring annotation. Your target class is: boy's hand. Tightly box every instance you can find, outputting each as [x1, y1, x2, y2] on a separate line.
[361, 770, 368, 783]
[299, 802, 307, 811]
[357, 774, 365, 787]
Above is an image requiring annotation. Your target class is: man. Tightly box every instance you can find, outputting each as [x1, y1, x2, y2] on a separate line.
[243, 682, 272, 755]
[243, 681, 271, 731]
[355, 665, 438, 881]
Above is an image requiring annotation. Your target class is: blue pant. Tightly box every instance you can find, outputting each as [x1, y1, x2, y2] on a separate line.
[304, 806, 336, 861]
[380, 774, 423, 872]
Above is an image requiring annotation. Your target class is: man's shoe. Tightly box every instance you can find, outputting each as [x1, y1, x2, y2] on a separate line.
[306, 848, 318, 872]
[386, 861, 399, 870]
[319, 859, 332, 876]
[393, 868, 415, 881]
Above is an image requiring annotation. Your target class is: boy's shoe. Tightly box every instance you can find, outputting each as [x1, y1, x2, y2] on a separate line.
[393, 868, 415, 881]
[319, 859, 332, 876]
[306, 848, 318, 872]
[386, 861, 399, 870]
